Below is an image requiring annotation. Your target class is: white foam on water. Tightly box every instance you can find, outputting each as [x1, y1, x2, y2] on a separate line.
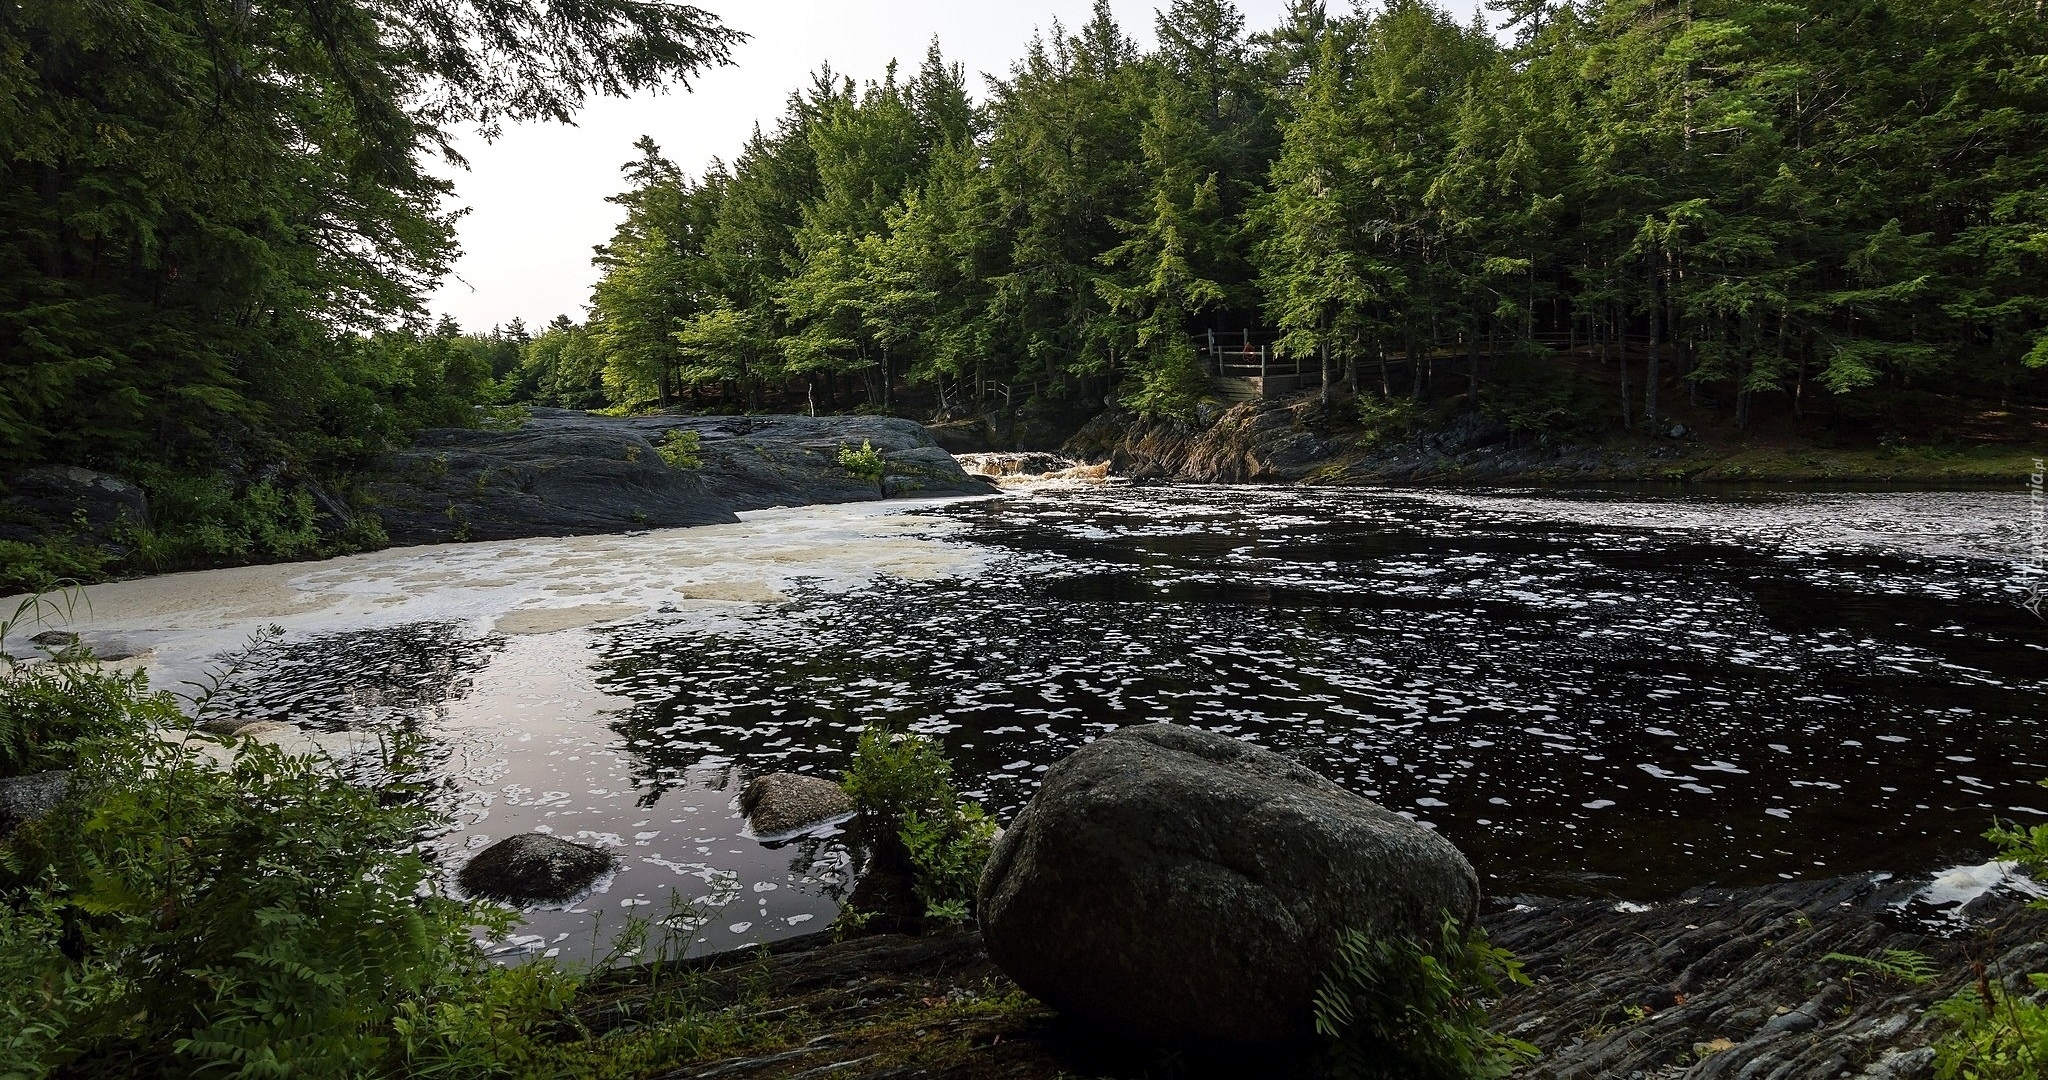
[4, 497, 996, 676]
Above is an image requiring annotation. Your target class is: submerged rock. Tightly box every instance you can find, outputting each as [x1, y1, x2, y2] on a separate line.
[0, 770, 70, 835]
[458, 833, 615, 904]
[977, 722, 1479, 1044]
[739, 772, 854, 836]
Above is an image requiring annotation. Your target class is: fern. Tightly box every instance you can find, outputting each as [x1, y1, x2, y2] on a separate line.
[1826, 949, 1936, 986]
[1314, 913, 1538, 1080]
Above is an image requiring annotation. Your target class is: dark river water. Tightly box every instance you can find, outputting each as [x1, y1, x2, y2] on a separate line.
[208, 484, 2048, 958]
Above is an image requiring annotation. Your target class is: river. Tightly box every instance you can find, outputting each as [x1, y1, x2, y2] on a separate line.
[22, 482, 2047, 962]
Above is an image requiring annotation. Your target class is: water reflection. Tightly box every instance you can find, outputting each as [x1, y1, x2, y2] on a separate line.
[207, 485, 2048, 957]
[591, 486, 2048, 901]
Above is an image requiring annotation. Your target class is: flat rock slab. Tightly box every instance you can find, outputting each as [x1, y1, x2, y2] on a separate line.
[367, 410, 996, 547]
[977, 722, 1480, 1044]
[458, 832, 615, 905]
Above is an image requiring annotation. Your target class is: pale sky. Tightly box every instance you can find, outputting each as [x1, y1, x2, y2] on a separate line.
[427, 0, 1491, 333]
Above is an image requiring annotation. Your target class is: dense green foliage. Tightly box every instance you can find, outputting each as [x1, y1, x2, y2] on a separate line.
[838, 727, 995, 923]
[1314, 914, 1536, 1080]
[1, 0, 740, 574]
[543, 0, 2047, 430]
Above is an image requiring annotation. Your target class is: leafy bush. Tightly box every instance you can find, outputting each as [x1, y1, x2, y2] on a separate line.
[836, 440, 887, 491]
[839, 728, 995, 923]
[657, 429, 703, 470]
[126, 475, 322, 571]
[1120, 340, 1210, 422]
[1355, 394, 1424, 448]
[840, 727, 957, 831]
[0, 538, 111, 594]
[1314, 914, 1537, 1080]
[0, 629, 593, 1079]
[899, 803, 998, 924]
[1479, 352, 1603, 441]
[476, 404, 532, 432]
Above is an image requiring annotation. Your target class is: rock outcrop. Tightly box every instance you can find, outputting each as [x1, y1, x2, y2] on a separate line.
[739, 772, 855, 836]
[1065, 401, 1337, 483]
[0, 466, 150, 547]
[976, 722, 1480, 1044]
[458, 832, 616, 904]
[367, 410, 996, 547]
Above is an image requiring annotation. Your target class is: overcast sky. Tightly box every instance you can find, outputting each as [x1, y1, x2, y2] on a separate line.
[426, 0, 1489, 333]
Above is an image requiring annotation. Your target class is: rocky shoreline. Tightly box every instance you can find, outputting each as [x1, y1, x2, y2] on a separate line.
[578, 870, 2043, 1079]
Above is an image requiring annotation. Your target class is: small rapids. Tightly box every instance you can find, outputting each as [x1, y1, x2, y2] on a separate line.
[18, 484, 2048, 961]
[954, 452, 1113, 487]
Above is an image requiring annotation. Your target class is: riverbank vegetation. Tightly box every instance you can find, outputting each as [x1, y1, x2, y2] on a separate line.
[0, 0, 741, 589]
[547, 0, 2046, 447]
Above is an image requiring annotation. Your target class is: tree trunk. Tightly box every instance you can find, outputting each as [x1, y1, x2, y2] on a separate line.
[1619, 304, 1633, 430]
[1467, 307, 1481, 408]
[1320, 337, 1333, 406]
[1644, 266, 1662, 430]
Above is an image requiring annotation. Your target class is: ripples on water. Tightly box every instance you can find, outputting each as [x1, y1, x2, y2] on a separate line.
[218, 485, 2048, 955]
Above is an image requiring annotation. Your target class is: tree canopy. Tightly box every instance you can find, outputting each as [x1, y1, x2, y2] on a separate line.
[0, 0, 740, 468]
[551, 0, 2045, 431]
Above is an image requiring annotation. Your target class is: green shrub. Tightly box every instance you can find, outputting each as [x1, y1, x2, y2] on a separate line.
[0, 632, 562, 1079]
[900, 802, 998, 924]
[839, 728, 994, 923]
[476, 404, 531, 432]
[1314, 914, 1537, 1080]
[128, 475, 322, 571]
[1119, 339, 1210, 422]
[1355, 395, 1424, 448]
[0, 538, 111, 594]
[840, 728, 956, 830]
[656, 430, 703, 470]
[836, 440, 886, 491]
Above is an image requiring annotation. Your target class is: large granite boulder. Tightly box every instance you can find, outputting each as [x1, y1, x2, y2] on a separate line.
[366, 410, 996, 547]
[739, 772, 854, 836]
[457, 833, 615, 904]
[977, 723, 1479, 1044]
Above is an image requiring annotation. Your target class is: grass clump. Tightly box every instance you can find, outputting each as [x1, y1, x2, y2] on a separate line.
[1314, 913, 1536, 1080]
[839, 728, 996, 925]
